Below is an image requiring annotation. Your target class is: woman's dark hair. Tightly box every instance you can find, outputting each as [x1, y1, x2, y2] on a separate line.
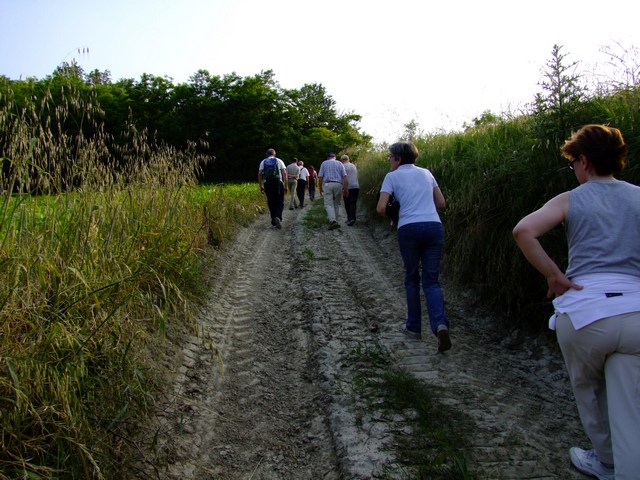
[561, 124, 627, 176]
[389, 142, 419, 165]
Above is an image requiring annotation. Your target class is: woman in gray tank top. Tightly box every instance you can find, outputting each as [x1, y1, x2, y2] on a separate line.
[513, 125, 640, 480]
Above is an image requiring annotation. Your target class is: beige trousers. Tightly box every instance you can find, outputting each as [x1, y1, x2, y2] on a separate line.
[322, 182, 342, 222]
[288, 179, 298, 208]
[556, 311, 640, 480]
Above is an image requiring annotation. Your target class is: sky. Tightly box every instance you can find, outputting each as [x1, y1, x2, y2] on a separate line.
[1, 0, 639, 143]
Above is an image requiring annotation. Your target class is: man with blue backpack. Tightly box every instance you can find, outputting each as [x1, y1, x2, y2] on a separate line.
[258, 148, 288, 229]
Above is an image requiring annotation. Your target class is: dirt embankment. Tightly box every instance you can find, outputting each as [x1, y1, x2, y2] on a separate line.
[132, 202, 587, 479]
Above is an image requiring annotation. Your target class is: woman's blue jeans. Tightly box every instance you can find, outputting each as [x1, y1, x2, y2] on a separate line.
[397, 221, 448, 335]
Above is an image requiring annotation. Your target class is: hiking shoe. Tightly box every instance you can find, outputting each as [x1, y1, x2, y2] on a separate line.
[275, 218, 282, 229]
[400, 326, 422, 340]
[328, 221, 340, 230]
[437, 328, 452, 352]
[347, 219, 355, 226]
[569, 448, 614, 480]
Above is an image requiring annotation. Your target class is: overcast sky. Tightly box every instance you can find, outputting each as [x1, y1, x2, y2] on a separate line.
[1, 0, 638, 142]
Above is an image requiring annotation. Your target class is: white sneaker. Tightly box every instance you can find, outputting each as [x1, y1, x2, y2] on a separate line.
[569, 447, 614, 480]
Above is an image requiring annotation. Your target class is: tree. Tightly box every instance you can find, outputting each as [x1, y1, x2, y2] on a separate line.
[283, 84, 371, 161]
[285, 83, 337, 130]
[401, 119, 422, 141]
[85, 69, 112, 86]
[534, 44, 585, 143]
[53, 60, 85, 80]
[463, 110, 500, 131]
[3, 66, 371, 183]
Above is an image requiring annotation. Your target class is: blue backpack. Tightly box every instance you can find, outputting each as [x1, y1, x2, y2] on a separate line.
[263, 157, 280, 180]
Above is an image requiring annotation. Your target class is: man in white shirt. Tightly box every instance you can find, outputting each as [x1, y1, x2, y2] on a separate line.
[341, 155, 359, 226]
[297, 160, 310, 208]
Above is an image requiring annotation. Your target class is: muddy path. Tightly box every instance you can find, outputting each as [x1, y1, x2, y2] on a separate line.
[133, 200, 588, 479]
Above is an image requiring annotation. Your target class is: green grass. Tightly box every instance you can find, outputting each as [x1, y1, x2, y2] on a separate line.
[349, 343, 477, 479]
[301, 246, 315, 269]
[0, 81, 265, 478]
[0, 183, 265, 479]
[301, 197, 329, 231]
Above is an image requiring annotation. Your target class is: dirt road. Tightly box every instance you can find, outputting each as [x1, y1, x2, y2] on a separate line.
[134, 200, 588, 479]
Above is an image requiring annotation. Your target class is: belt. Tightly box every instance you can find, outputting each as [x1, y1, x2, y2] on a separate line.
[326, 181, 342, 184]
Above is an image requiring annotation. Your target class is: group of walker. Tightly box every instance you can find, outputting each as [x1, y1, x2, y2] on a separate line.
[258, 150, 359, 230]
[259, 125, 640, 479]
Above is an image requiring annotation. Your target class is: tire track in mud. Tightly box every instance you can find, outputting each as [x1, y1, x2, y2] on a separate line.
[298, 210, 588, 479]
[136, 202, 588, 479]
[135, 211, 340, 479]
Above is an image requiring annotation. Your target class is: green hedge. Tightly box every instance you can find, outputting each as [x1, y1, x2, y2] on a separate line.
[359, 87, 640, 331]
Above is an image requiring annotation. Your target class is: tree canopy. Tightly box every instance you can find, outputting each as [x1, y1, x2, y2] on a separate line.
[0, 63, 372, 183]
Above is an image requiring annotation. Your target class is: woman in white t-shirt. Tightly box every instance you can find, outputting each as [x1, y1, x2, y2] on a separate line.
[376, 141, 450, 352]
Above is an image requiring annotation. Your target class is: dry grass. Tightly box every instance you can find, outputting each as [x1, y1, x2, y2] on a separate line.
[0, 80, 264, 478]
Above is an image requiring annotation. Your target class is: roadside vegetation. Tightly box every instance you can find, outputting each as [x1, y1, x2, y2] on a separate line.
[0, 64, 371, 184]
[1, 42, 639, 477]
[359, 44, 640, 331]
[0, 82, 264, 477]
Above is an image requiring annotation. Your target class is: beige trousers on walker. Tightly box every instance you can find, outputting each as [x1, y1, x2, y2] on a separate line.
[556, 311, 640, 480]
[288, 179, 298, 208]
[322, 182, 342, 222]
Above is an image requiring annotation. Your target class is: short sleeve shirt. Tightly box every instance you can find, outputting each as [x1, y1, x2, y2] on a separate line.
[380, 164, 441, 228]
[318, 159, 347, 183]
[258, 157, 287, 183]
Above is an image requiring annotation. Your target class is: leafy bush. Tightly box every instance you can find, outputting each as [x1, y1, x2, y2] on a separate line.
[359, 85, 640, 331]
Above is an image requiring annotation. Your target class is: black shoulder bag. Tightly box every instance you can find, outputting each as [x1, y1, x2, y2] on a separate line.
[385, 195, 400, 225]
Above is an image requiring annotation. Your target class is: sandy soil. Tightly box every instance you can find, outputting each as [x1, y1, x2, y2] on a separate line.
[131, 199, 589, 479]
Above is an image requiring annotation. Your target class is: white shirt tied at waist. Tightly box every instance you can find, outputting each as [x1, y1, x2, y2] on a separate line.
[550, 273, 640, 330]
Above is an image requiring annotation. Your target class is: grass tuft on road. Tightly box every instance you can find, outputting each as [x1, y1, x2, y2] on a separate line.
[350, 343, 477, 480]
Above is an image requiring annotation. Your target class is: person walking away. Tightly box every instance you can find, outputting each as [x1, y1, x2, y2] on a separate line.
[307, 165, 317, 201]
[258, 148, 287, 229]
[340, 154, 359, 226]
[297, 160, 309, 208]
[376, 142, 451, 352]
[513, 124, 640, 480]
[286, 158, 301, 210]
[318, 152, 348, 230]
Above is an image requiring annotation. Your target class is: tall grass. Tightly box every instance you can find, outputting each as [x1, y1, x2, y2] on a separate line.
[358, 87, 640, 331]
[419, 116, 570, 321]
[0, 81, 264, 477]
